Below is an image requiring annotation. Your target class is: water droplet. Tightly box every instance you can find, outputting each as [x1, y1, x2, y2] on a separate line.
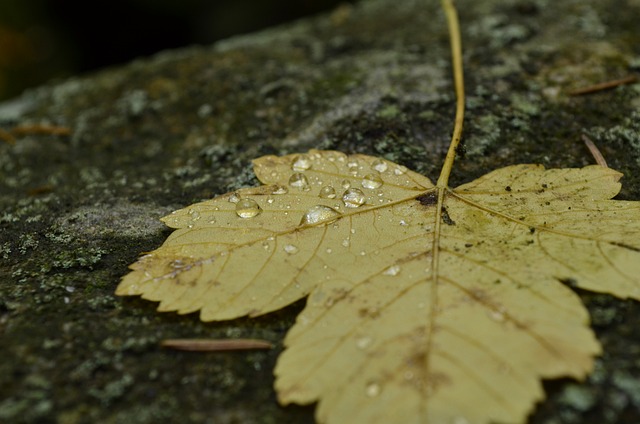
[187, 209, 201, 221]
[489, 308, 506, 322]
[267, 197, 275, 204]
[170, 259, 186, 269]
[347, 159, 359, 175]
[283, 244, 299, 254]
[319, 185, 337, 199]
[371, 159, 388, 173]
[292, 154, 312, 171]
[366, 382, 381, 397]
[299, 205, 342, 225]
[289, 173, 310, 190]
[325, 248, 332, 254]
[359, 250, 367, 256]
[262, 241, 271, 251]
[235, 198, 262, 218]
[399, 219, 408, 226]
[342, 188, 366, 208]
[362, 174, 383, 189]
[207, 219, 216, 224]
[394, 165, 408, 175]
[341, 179, 351, 189]
[341, 239, 350, 248]
[356, 336, 372, 350]
[272, 185, 288, 195]
[228, 192, 241, 203]
[383, 265, 401, 276]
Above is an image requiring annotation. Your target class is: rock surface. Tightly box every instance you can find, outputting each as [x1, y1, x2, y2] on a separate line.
[1, 0, 639, 423]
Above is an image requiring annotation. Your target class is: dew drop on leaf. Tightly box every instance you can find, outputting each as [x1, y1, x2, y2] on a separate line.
[356, 336, 373, 350]
[235, 198, 262, 218]
[292, 154, 312, 171]
[489, 309, 506, 322]
[341, 179, 351, 189]
[283, 244, 299, 254]
[319, 185, 337, 199]
[300, 205, 342, 225]
[342, 188, 366, 208]
[394, 165, 408, 175]
[347, 160, 359, 175]
[170, 259, 185, 269]
[383, 265, 401, 276]
[371, 159, 388, 173]
[289, 173, 310, 190]
[366, 382, 381, 397]
[362, 174, 383, 189]
[187, 209, 201, 221]
[228, 192, 241, 203]
[272, 185, 288, 195]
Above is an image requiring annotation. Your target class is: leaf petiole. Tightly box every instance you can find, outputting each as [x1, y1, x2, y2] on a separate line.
[436, 0, 465, 189]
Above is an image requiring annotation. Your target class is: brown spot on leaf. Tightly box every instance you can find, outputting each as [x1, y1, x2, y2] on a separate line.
[441, 207, 455, 225]
[416, 191, 438, 206]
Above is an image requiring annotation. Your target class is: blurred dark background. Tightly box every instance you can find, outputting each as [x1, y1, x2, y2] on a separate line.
[0, 0, 348, 101]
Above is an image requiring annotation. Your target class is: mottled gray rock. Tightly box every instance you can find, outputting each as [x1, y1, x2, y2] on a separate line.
[1, 0, 639, 423]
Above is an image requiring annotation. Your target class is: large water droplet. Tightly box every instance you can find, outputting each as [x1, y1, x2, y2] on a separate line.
[383, 265, 401, 276]
[366, 382, 381, 397]
[283, 244, 299, 254]
[342, 188, 366, 208]
[362, 174, 383, 189]
[371, 159, 388, 173]
[289, 173, 310, 190]
[300, 205, 342, 225]
[319, 185, 337, 199]
[235, 198, 262, 218]
[292, 154, 312, 171]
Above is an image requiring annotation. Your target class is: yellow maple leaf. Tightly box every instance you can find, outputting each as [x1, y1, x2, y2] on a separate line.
[117, 149, 639, 423]
[116, 1, 640, 423]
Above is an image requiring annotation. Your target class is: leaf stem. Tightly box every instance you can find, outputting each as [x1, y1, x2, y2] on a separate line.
[436, 0, 465, 188]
